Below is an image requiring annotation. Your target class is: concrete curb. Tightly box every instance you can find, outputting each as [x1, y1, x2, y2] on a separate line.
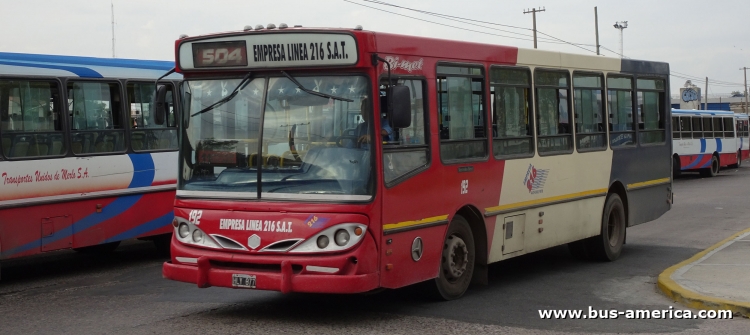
[657, 227, 750, 318]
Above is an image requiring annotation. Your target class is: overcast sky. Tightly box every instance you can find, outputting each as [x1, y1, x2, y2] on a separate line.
[2, 0, 748, 96]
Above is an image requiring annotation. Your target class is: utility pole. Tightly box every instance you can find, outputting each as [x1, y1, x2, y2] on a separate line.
[111, 1, 115, 58]
[742, 67, 749, 114]
[613, 21, 628, 58]
[704, 77, 708, 110]
[594, 7, 600, 55]
[524, 7, 545, 49]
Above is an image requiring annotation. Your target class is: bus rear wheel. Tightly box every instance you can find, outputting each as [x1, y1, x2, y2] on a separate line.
[700, 155, 719, 177]
[432, 214, 475, 300]
[587, 193, 626, 261]
[672, 156, 681, 178]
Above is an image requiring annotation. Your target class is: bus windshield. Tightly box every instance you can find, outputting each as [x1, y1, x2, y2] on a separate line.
[180, 74, 374, 201]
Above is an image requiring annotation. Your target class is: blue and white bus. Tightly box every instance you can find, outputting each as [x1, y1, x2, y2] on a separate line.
[671, 109, 742, 177]
[0, 52, 181, 269]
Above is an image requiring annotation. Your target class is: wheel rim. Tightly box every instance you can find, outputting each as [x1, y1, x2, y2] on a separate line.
[607, 208, 622, 247]
[442, 234, 469, 281]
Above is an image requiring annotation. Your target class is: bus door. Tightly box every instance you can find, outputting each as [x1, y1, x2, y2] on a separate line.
[377, 78, 447, 288]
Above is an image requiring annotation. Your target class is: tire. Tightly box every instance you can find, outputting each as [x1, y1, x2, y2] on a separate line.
[672, 156, 681, 178]
[73, 241, 121, 254]
[729, 151, 741, 169]
[586, 194, 626, 261]
[432, 215, 475, 300]
[699, 155, 719, 177]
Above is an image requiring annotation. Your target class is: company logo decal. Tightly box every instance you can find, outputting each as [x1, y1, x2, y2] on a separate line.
[523, 164, 549, 194]
[304, 214, 330, 229]
[383, 56, 424, 73]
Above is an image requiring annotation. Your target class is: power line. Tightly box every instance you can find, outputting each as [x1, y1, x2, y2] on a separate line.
[351, 0, 598, 52]
[345, 0, 744, 88]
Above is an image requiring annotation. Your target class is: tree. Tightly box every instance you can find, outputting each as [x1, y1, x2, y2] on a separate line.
[731, 91, 745, 97]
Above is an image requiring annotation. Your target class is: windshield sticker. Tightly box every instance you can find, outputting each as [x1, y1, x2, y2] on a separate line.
[304, 215, 330, 229]
[219, 219, 293, 233]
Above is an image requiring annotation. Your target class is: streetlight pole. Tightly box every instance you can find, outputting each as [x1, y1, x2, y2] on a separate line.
[613, 21, 628, 58]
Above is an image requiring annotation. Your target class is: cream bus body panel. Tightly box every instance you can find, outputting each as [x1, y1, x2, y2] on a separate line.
[488, 150, 613, 263]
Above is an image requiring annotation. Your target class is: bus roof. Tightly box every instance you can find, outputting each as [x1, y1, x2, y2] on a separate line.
[735, 113, 749, 120]
[0, 52, 180, 79]
[671, 109, 734, 116]
[175, 27, 669, 76]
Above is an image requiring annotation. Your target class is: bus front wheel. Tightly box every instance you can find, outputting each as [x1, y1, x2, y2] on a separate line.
[432, 214, 475, 300]
[587, 193, 626, 261]
[729, 151, 741, 169]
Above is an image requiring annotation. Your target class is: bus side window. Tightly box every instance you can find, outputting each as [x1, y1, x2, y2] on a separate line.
[0, 79, 65, 158]
[535, 69, 573, 154]
[436, 64, 487, 161]
[127, 82, 178, 152]
[490, 66, 534, 158]
[636, 78, 666, 144]
[607, 75, 635, 148]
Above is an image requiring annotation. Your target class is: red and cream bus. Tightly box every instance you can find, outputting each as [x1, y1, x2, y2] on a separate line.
[162, 25, 672, 300]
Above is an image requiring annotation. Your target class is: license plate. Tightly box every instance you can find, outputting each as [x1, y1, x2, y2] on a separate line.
[232, 274, 256, 288]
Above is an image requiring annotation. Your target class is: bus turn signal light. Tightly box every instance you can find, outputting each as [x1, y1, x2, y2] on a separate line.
[354, 227, 363, 236]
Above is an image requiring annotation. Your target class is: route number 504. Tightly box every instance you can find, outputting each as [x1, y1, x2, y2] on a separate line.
[202, 48, 243, 65]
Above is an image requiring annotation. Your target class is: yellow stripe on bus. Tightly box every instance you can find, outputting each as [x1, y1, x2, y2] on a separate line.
[383, 215, 449, 231]
[484, 188, 608, 214]
[627, 178, 670, 190]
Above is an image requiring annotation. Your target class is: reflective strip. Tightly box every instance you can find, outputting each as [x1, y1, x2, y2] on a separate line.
[176, 257, 198, 264]
[484, 189, 608, 217]
[627, 178, 671, 190]
[383, 215, 449, 232]
[305, 265, 339, 274]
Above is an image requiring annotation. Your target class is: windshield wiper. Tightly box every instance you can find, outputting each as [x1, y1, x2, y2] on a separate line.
[280, 71, 353, 102]
[191, 72, 254, 117]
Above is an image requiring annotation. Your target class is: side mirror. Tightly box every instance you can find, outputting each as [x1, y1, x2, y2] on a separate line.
[153, 85, 169, 125]
[387, 85, 411, 128]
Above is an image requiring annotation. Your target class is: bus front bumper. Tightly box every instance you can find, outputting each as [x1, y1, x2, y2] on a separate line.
[162, 234, 379, 294]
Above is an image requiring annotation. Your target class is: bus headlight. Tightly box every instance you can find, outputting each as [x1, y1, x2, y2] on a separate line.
[334, 229, 350, 246]
[290, 223, 366, 253]
[173, 217, 220, 249]
[178, 223, 190, 238]
[192, 229, 204, 243]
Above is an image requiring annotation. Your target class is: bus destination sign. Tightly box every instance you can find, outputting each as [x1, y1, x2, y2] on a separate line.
[192, 41, 248, 68]
[181, 33, 358, 70]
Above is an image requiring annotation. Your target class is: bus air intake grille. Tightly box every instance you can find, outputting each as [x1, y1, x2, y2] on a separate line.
[210, 234, 248, 250]
[260, 239, 303, 252]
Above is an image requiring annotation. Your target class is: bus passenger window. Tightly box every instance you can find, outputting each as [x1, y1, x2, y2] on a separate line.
[0, 80, 65, 158]
[636, 78, 666, 144]
[573, 72, 606, 151]
[490, 66, 533, 158]
[672, 116, 680, 139]
[682, 117, 691, 139]
[723, 117, 734, 138]
[437, 64, 487, 161]
[68, 81, 124, 154]
[535, 70, 572, 154]
[607, 76, 634, 147]
[127, 82, 178, 152]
